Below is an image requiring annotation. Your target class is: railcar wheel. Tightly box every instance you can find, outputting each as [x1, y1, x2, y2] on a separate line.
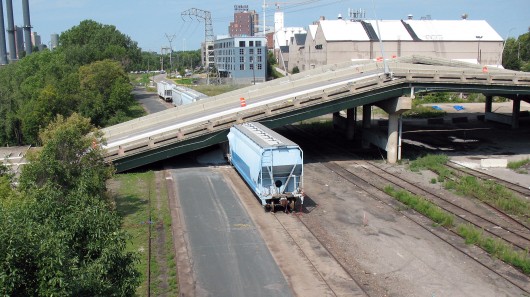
[289, 201, 295, 212]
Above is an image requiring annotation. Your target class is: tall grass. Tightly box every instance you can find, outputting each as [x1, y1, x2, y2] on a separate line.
[384, 185, 530, 275]
[384, 186, 454, 227]
[191, 84, 244, 96]
[457, 224, 530, 274]
[409, 154, 452, 182]
[113, 172, 178, 296]
[508, 158, 530, 173]
[445, 176, 530, 218]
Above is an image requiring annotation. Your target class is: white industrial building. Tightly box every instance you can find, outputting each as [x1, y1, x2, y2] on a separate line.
[214, 36, 268, 84]
[282, 16, 504, 73]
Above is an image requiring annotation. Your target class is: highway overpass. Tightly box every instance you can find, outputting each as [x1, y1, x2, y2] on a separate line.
[102, 55, 530, 172]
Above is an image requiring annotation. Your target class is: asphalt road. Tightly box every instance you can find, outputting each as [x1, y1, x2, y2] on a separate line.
[170, 167, 293, 297]
[133, 87, 170, 114]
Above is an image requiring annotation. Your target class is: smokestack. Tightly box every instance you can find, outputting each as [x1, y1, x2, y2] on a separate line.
[5, 0, 16, 61]
[22, 0, 32, 55]
[0, 1, 8, 64]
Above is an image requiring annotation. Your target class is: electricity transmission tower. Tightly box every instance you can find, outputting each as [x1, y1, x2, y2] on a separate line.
[181, 8, 220, 84]
[165, 33, 176, 78]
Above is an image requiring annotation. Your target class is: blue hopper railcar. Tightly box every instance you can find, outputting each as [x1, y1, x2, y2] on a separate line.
[227, 122, 304, 212]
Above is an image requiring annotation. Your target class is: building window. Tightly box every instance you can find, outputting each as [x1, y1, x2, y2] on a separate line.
[239, 41, 245, 47]
[257, 63, 262, 70]
[240, 64, 245, 70]
[239, 48, 244, 55]
[256, 41, 261, 47]
[250, 64, 254, 70]
[249, 41, 254, 47]
[249, 48, 254, 55]
[257, 56, 262, 62]
[257, 48, 262, 55]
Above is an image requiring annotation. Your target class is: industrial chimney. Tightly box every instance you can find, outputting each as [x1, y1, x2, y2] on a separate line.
[22, 0, 32, 55]
[5, 0, 16, 61]
[0, 1, 8, 64]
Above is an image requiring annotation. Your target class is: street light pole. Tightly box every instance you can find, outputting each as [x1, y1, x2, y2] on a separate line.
[476, 35, 483, 64]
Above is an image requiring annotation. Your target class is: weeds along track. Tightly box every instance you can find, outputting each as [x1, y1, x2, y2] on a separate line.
[445, 161, 530, 203]
[363, 162, 530, 248]
[318, 161, 530, 294]
[280, 124, 530, 293]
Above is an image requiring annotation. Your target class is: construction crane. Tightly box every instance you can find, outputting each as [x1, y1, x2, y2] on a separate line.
[181, 8, 219, 84]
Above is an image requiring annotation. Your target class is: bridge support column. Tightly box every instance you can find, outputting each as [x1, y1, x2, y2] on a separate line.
[512, 98, 521, 129]
[361, 97, 411, 163]
[332, 112, 342, 129]
[361, 105, 372, 149]
[485, 96, 493, 113]
[387, 113, 400, 164]
[346, 107, 356, 140]
[362, 105, 371, 129]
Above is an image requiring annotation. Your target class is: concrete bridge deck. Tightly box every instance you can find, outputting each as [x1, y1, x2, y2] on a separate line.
[102, 56, 530, 172]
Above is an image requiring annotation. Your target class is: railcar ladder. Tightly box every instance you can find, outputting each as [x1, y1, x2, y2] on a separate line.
[261, 149, 274, 194]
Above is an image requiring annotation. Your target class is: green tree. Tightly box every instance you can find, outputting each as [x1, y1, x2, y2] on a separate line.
[292, 66, 300, 74]
[503, 31, 530, 71]
[59, 20, 141, 70]
[78, 60, 134, 127]
[1, 113, 139, 296]
[0, 164, 13, 201]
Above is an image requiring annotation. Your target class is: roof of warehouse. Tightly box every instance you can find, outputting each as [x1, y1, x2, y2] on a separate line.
[316, 18, 502, 42]
[308, 24, 318, 40]
[404, 20, 503, 41]
[237, 122, 298, 149]
[320, 19, 370, 41]
[365, 20, 414, 41]
[294, 33, 307, 45]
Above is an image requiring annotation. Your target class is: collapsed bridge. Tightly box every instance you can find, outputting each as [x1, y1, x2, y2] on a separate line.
[102, 56, 530, 172]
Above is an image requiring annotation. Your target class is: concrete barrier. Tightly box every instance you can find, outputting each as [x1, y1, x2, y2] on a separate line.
[480, 158, 508, 168]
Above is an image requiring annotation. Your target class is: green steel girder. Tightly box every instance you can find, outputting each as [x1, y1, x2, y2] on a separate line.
[112, 80, 530, 172]
[113, 130, 229, 172]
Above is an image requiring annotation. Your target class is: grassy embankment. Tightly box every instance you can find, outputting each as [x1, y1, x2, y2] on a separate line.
[112, 171, 178, 296]
[191, 84, 245, 97]
[508, 158, 530, 174]
[384, 154, 530, 275]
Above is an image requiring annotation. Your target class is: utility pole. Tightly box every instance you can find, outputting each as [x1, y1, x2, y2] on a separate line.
[165, 33, 175, 78]
[262, 0, 267, 36]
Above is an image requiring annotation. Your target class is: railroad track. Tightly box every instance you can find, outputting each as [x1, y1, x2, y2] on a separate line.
[280, 124, 530, 293]
[352, 161, 530, 251]
[283, 124, 530, 250]
[446, 160, 530, 198]
[319, 161, 530, 294]
[271, 211, 371, 297]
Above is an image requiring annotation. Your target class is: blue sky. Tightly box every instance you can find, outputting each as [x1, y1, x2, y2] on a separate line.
[7, 0, 529, 52]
